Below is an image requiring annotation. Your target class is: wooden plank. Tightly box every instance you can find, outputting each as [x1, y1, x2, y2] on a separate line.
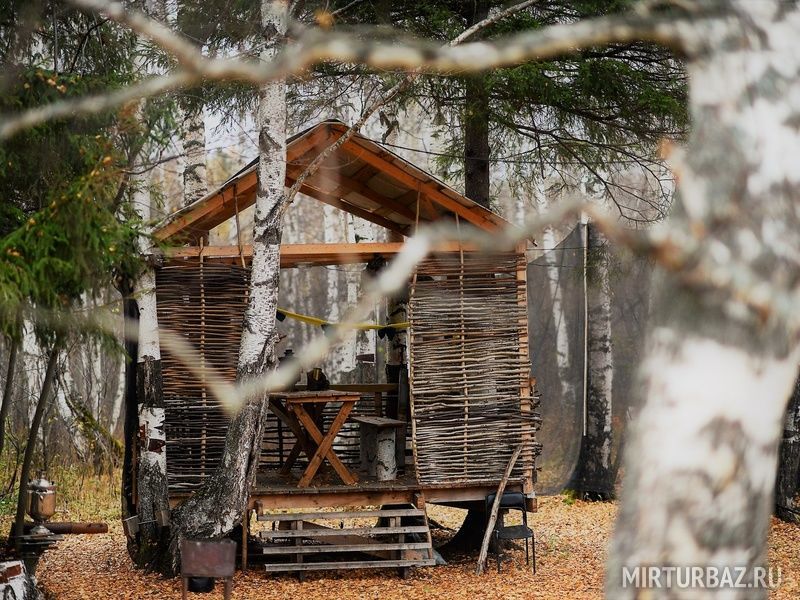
[261, 542, 430, 555]
[475, 443, 524, 575]
[260, 525, 429, 539]
[258, 508, 423, 521]
[277, 521, 392, 559]
[395, 189, 440, 222]
[278, 390, 361, 400]
[326, 383, 398, 393]
[268, 399, 315, 458]
[351, 416, 406, 428]
[263, 559, 435, 572]
[155, 169, 258, 241]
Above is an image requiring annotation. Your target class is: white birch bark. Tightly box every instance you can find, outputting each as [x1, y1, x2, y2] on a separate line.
[54, 362, 89, 459]
[131, 137, 170, 563]
[541, 225, 576, 406]
[608, 3, 800, 597]
[322, 204, 354, 376]
[167, 0, 288, 572]
[181, 104, 207, 207]
[109, 355, 126, 436]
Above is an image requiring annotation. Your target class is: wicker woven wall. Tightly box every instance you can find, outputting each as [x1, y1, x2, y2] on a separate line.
[156, 261, 249, 492]
[409, 253, 540, 485]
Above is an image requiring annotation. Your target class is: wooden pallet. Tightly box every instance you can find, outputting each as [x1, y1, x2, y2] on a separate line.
[257, 506, 435, 576]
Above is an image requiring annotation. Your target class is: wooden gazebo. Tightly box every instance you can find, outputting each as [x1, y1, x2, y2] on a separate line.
[150, 120, 540, 575]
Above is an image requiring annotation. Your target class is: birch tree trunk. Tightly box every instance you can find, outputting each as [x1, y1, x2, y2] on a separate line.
[322, 204, 353, 377]
[181, 103, 207, 207]
[541, 225, 577, 407]
[608, 3, 800, 597]
[776, 375, 800, 522]
[572, 223, 614, 499]
[0, 319, 21, 457]
[131, 149, 170, 569]
[166, 0, 288, 575]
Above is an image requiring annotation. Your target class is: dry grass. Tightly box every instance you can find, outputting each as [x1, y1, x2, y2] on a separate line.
[29, 483, 800, 600]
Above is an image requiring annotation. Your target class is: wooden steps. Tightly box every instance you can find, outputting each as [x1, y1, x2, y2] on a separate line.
[256, 506, 435, 576]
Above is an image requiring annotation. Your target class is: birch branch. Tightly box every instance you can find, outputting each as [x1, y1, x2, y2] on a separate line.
[1, 3, 700, 139]
[283, 0, 542, 208]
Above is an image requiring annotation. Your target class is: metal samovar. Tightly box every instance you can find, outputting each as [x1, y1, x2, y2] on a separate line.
[26, 471, 56, 536]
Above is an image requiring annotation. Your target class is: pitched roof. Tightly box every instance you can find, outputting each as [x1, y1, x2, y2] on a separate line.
[153, 120, 512, 243]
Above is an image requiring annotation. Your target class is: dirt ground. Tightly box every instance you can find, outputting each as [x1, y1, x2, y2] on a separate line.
[35, 498, 800, 599]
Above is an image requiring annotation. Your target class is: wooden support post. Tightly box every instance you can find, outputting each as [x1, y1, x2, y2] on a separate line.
[241, 509, 249, 571]
[476, 443, 524, 575]
[516, 244, 534, 487]
[293, 519, 304, 582]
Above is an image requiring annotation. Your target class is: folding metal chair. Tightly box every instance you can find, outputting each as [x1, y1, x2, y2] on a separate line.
[484, 491, 535, 574]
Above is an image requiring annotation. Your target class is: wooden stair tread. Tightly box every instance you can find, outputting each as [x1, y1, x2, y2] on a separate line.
[260, 525, 428, 539]
[263, 559, 435, 572]
[257, 508, 424, 521]
[262, 542, 430, 555]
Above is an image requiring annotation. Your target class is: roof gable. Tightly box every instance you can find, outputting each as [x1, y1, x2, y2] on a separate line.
[153, 120, 512, 242]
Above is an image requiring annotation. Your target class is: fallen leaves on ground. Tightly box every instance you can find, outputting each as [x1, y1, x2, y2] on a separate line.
[35, 499, 800, 599]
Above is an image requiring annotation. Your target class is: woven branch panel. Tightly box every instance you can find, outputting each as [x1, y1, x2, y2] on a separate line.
[409, 253, 540, 485]
[157, 261, 250, 492]
[158, 262, 381, 491]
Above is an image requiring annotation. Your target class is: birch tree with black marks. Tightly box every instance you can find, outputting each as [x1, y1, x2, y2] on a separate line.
[606, 3, 800, 597]
[572, 223, 615, 500]
[166, 0, 288, 573]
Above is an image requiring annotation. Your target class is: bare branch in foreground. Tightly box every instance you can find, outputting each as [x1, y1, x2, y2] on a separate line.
[1, 3, 701, 139]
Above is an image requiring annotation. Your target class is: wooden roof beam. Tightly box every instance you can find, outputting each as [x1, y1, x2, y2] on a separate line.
[154, 169, 258, 241]
[285, 164, 417, 223]
[154, 126, 335, 242]
[340, 140, 498, 231]
[287, 177, 409, 236]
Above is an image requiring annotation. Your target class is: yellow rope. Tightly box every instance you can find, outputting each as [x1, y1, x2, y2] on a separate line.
[277, 307, 409, 331]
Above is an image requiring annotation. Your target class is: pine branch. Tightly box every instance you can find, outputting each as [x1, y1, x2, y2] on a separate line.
[0, 0, 704, 140]
[282, 0, 545, 210]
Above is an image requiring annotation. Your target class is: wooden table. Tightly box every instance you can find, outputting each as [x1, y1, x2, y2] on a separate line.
[269, 391, 361, 488]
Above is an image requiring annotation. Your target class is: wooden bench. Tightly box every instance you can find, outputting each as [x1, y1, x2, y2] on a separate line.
[352, 416, 406, 481]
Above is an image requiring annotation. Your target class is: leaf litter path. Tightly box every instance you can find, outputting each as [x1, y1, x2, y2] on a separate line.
[37, 499, 800, 599]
